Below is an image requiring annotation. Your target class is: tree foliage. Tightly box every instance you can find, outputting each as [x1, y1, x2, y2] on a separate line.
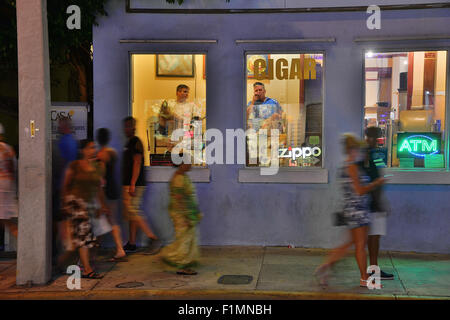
[0, 0, 18, 70]
[0, 0, 108, 69]
[0, 0, 231, 101]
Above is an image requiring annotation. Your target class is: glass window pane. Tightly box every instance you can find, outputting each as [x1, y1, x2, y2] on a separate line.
[131, 54, 207, 166]
[364, 51, 447, 169]
[245, 53, 324, 168]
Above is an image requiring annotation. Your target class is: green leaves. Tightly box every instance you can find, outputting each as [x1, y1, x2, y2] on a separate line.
[0, 0, 109, 69]
[46, 0, 109, 65]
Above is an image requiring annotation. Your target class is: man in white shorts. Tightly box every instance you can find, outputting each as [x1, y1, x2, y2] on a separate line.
[364, 127, 394, 280]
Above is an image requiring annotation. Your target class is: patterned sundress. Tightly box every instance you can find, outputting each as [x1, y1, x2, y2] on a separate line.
[339, 162, 371, 229]
[63, 160, 104, 249]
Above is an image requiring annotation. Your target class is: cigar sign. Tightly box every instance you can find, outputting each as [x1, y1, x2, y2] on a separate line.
[253, 58, 317, 81]
[397, 132, 441, 158]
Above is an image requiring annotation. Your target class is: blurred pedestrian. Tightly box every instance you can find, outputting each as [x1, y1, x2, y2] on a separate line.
[61, 140, 109, 279]
[96, 128, 127, 262]
[122, 117, 161, 253]
[58, 117, 78, 165]
[161, 154, 203, 275]
[52, 118, 78, 265]
[363, 127, 394, 280]
[315, 134, 384, 287]
[0, 123, 18, 238]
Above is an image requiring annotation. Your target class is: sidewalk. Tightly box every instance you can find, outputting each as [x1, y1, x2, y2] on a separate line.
[0, 246, 449, 300]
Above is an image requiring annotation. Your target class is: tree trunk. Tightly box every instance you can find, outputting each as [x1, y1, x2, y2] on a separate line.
[76, 62, 88, 102]
[68, 49, 88, 102]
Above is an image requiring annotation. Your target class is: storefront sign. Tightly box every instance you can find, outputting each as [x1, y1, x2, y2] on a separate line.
[279, 146, 322, 161]
[51, 104, 89, 140]
[397, 132, 441, 158]
[254, 58, 317, 80]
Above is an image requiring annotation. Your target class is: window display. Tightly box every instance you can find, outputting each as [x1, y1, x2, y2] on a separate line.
[363, 51, 447, 169]
[131, 54, 207, 166]
[245, 53, 324, 168]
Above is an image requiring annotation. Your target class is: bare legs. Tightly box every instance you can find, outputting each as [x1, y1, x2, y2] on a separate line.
[78, 247, 93, 275]
[368, 235, 380, 266]
[352, 226, 369, 282]
[316, 226, 369, 285]
[128, 217, 157, 245]
[111, 225, 126, 258]
[123, 187, 158, 246]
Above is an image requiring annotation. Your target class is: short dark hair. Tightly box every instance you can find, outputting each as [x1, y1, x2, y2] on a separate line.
[253, 82, 265, 88]
[123, 116, 135, 126]
[176, 84, 189, 92]
[365, 127, 382, 139]
[79, 139, 93, 150]
[96, 128, 110, 146]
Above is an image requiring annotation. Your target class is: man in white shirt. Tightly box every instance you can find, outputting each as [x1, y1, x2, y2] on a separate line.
[170, 84, 202, 132]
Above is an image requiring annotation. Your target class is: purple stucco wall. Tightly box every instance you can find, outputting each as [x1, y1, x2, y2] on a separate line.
[94, 0, 450, 253]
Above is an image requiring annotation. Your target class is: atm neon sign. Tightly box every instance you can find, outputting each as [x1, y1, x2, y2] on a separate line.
[397, 133, 441, 158]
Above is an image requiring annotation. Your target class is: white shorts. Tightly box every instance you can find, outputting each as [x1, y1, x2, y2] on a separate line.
[369, 212, 387, 236]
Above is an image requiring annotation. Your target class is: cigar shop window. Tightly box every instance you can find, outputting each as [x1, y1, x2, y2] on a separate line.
[363, 51, 447, 169]
[245, 53, 324, 168]
[131, 54, 207, 167]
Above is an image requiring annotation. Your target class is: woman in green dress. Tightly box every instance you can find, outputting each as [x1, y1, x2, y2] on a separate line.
[161, 160, 202, 275]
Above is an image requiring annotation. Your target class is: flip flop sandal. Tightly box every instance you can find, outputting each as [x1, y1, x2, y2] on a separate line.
[141, 247, 161, 256]
[81, 271, 104, 279]
[107, 256, 128, 262]
[177, 269, 198, 276]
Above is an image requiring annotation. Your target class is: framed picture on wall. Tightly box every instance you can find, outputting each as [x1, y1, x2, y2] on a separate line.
[156, 54, 195, 77]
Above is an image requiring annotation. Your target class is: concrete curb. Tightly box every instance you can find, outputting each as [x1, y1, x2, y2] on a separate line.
[0, 289, 448, 300]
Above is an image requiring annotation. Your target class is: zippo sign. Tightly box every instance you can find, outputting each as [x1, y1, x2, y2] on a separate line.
[51, 104, 88, 140]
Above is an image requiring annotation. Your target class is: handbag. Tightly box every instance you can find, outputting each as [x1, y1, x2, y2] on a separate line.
[91, 213, 112, 236]
[89, 197, 112, 237]
[333, 211, 347, 226]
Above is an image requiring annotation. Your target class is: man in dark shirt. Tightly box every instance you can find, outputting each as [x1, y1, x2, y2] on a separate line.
[122, 117, 160, 253]
[364, 127, 394, 280]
